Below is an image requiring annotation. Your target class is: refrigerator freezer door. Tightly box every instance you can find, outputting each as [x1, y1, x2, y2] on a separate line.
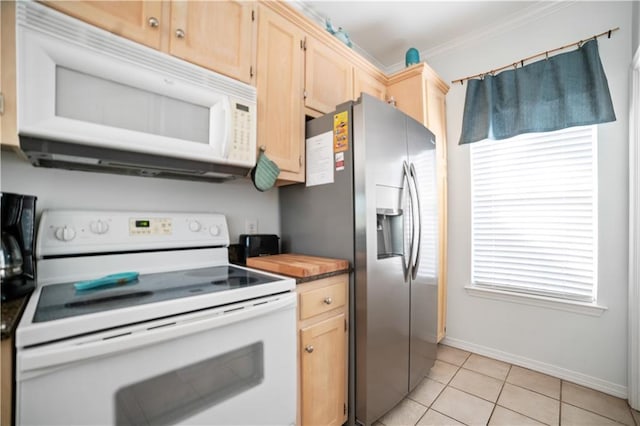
[406, 117, 439, 392]
[354, 96, 412, 425]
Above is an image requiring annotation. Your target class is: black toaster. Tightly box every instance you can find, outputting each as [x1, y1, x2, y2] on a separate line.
[237, 234, 280, 264]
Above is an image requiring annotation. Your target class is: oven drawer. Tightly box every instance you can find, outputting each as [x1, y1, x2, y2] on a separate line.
[299, 277, 347, 320]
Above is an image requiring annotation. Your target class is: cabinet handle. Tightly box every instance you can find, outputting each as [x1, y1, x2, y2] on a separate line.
[147, 17, 159, 28]
[323, 297, 333, 305]
[305, 345, 314, 353]
[175, 29, 186, 39]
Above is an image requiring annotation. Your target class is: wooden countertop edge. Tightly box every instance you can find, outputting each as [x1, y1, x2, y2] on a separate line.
[293, 268, 350, 284]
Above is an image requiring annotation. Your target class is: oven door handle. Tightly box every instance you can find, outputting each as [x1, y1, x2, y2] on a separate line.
[18, 293, 296, 379]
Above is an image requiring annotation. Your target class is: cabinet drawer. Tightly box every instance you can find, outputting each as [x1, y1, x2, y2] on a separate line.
[299, 280, 346, 320]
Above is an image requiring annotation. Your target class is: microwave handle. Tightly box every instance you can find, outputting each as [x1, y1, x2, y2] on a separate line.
[220, 97, 232, 159]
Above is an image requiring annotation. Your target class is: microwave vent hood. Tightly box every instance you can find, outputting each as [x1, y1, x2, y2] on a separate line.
[16, 1, 257, 184]
[21, 137, 247, 183]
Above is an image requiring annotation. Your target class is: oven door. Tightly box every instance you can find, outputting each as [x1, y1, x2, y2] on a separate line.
[16, 293, 296, 426]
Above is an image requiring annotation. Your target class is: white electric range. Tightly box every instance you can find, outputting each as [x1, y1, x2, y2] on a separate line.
[16, 210, 296, 426]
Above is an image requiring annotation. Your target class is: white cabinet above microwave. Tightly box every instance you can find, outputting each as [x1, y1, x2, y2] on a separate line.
[16, 1, 256, 182]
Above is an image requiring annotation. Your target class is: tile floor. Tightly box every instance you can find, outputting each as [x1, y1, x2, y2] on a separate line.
[375, 344, 640, 426]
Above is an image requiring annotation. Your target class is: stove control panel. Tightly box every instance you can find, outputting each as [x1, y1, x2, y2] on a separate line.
[37, 210, 230, 257]
[129, 217, 172, 236]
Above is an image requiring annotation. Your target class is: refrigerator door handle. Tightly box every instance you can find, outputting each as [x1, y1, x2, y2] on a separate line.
[409, 163, 422, 279]
[403, 161, 414, 280]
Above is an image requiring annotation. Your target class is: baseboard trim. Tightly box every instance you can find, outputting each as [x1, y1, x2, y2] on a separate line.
[441, 336, 628, 399]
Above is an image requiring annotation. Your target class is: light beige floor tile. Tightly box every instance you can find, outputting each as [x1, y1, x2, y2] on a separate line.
[497, 383, 559, 425]
[431, 386, 495, 425]
[449, 368, 504, 402]
[507, 365, 561, 399]
[561, 402, 622, 425]
[462, 354, 511, 380]
[631, 408, 639, 426]
[409, 378, 446, 407]
[437, 345, 471, 366]
[489, 406, 545, 425]
[373, 422, 384, 426]
[427, 360, 459, 385]
[379, 398, 428, 426]
[417, 409, 465, 426]
[562, 381, 634, 425]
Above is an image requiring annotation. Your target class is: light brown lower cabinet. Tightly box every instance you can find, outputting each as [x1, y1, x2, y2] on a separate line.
[297, 274, 348, 426]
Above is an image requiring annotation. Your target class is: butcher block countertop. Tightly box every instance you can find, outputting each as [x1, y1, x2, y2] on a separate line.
[246, 254, 349, 283]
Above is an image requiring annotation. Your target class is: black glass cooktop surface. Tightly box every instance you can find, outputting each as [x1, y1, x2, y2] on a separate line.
[34, 266, 280, 323]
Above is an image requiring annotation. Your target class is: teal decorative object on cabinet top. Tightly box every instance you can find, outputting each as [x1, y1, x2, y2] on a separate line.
[325, 19, 353, 48]
[406, 48, 420, 67]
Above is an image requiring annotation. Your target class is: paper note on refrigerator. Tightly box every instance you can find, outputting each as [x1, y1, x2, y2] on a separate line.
[306, 131, 334, 187]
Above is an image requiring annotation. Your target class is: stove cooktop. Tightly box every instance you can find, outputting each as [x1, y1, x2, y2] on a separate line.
[34, 265, 281, 323]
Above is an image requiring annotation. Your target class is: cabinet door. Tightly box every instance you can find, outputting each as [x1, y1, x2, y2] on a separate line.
[386, 74, 426, 125]
[43, 1, 163, 50]
[0, 0, 18, 148]
[305, 36, 353, 114]
[170, 1, 255, 84]
[256, 5, 305, 179]
[425, 79, 449, 342]
[353, 67, 386, 102]
[300, 314, 346, 426]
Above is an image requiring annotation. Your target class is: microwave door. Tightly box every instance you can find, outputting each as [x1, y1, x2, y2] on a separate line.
[16, 1, 257, 170]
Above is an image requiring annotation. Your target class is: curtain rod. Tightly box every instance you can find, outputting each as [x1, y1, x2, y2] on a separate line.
[451, 27, 620, 85]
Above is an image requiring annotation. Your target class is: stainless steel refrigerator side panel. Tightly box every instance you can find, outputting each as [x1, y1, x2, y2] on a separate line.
[406, 117, 439, 392]
[279, 101, 357, 425]
[354, 96, 411, 425]
[279, 102, 355, 262]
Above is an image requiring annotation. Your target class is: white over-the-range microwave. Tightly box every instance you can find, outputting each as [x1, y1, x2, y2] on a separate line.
[16, 1, 257, 182]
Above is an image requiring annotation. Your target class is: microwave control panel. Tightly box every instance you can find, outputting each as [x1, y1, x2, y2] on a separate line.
[228, 102, 254, 163]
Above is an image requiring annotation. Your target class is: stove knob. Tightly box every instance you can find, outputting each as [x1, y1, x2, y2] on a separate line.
[209, 225, 221, 236]
[189, 220, 202, 232]
[90, 220, 109, 235]
[54, 225, 76, 242]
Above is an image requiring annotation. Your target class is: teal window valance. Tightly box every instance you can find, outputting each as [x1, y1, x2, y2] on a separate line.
[459, 39, 616, 145]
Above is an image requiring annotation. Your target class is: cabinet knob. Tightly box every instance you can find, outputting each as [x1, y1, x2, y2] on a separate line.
[305, 345, 314, 353]
[147, 17, 159, 28]
[175, 28, 186, 39]
[323, 297, 333, 305]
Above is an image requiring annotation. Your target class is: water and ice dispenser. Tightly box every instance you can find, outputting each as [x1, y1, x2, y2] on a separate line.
[376, 185, 406, 259]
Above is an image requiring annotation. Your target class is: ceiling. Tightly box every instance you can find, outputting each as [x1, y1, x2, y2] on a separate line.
[293, 1, 562, 73]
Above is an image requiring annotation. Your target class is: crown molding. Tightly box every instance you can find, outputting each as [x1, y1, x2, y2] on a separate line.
[286, 0, 392, 71]
[384, 1, 577, 74]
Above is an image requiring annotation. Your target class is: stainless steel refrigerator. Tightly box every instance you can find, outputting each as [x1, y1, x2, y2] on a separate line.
[280, 94, 439, 426]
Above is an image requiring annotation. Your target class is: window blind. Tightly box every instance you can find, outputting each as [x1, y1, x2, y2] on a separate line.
[470, 126, 597, 302]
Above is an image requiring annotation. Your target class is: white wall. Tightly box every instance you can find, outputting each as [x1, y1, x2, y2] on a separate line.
[428, 2, 632, 396]
[0, 151, 280, 242]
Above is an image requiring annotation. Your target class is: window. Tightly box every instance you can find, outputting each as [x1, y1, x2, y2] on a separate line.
[470, 126, 597, 303]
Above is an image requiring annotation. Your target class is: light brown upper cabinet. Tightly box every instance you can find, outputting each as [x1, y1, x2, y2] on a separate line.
[304, 36, 353, 114]
[0, 0, 19, 148]
[169, 1, 255, 84]
[42, 1, 256, 84]
[388, 63, 450, 342]
[353, 66, 386, 102]
[256, 4, 306, 183]
[42, 1, 164, 50]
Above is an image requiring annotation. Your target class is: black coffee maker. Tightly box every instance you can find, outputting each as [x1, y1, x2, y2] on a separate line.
[1, 192, 37, 301]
